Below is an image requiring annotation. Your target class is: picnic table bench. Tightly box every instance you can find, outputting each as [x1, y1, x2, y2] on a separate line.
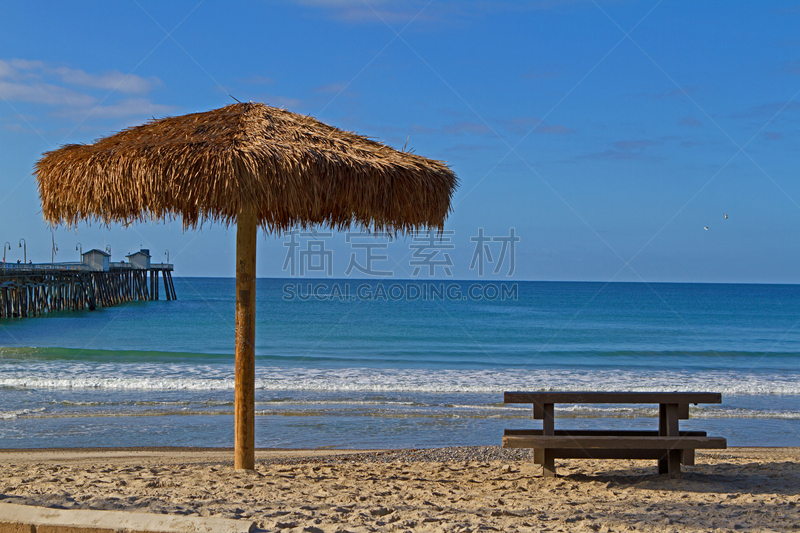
[502, 392, 727, 478]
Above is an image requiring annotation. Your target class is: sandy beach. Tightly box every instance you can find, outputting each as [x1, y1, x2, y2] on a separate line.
[1, 446, 798, 532]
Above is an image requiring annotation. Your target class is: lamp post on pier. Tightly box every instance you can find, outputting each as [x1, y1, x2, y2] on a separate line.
[18, 238, 26, 263]
[3, 242, 10, 262]
[164, 250, 169, 264]
[76, 243, 82, 260]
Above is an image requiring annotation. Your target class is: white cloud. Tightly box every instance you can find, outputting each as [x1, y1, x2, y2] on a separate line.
[0, 58, 46, 76]
[521, 69, 559, 80]
[537, 124, 574, 135]
[500, 116, 575, 136]
[0, 59, 158, 95]
[2, 122, 33, 134]
[7, 59, 46, 70]
[315, 82, 348, 94]
[0, 80, 96, 107]
[0, 58, 170, 122]
[679, 117, 702, 127]
[613, 140, 658, 151]
[290, 0, 586, 25]
[52, 67, 157, 95]
[292, 0, 412, 23]
[443, 121, 493, 136]
[78, 98, 174, 120]
[730, 101, 800, 119]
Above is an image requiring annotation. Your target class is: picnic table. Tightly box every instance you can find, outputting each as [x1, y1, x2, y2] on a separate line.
[502, 392, 727, 478]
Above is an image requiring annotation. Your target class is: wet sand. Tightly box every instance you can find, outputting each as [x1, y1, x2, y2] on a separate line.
[1, 446, 798, 532]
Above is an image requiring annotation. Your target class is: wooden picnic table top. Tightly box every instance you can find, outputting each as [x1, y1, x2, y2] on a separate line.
[504, 391, 722, 405]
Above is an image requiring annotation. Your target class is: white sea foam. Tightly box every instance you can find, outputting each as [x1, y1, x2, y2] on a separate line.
[0, 407, 45, 419]
[2, 363, 799, 395]
[690, 407, 800, 420]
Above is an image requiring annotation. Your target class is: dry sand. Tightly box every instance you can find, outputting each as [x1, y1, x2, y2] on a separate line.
[1, 446, 798, 533]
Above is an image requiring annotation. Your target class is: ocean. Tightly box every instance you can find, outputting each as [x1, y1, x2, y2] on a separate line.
[1, 279, 799, 449]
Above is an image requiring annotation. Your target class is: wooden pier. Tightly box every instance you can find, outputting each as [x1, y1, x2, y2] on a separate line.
[0, 262, 176, 318]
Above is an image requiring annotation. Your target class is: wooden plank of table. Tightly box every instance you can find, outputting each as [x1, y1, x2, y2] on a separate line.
[504, 391, 722, 404]
[502, 435, 727, 449]
[503, 429, 707, 437]
[532, 449, 682, 461]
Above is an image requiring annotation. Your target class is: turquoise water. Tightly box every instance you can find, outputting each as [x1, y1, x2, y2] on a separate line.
[1, 279, 799, 448]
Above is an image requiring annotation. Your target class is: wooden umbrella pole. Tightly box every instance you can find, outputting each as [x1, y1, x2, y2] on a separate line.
[234, 204, 257, 470]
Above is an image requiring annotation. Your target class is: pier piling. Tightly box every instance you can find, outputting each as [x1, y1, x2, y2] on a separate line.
[0, 263, 176, 318]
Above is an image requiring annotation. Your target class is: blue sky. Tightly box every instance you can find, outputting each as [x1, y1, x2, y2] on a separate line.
[1, 0, 799, 282]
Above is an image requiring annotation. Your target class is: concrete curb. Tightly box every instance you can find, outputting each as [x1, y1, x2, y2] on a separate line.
[0, 502, 255, 533]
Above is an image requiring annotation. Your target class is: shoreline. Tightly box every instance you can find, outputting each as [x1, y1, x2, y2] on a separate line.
[2, 446, 799, 532]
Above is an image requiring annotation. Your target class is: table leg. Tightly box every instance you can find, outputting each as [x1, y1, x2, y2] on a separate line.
[543, 403, 556, 477]
[658, 404, 668, 473]
[665, 403, 679, 435]
[543, 449, 556, 477]
[668, 450, 682, 479]
[543, 403, 555, 435]
[659, 403, 680, 477]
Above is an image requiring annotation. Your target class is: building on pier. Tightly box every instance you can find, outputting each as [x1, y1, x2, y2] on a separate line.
[82, 249, 110, 271]
[125, 249, 151, 270]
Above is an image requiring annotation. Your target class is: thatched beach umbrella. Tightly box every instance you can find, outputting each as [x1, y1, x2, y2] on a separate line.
[35, 102, 458, 469]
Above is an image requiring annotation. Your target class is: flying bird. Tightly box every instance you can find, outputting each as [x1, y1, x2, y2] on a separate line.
[724, 214, 728, 219]
[704, 226, 709, 230]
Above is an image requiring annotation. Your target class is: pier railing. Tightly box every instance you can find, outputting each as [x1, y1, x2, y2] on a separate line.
[1, 262, 89, 273]
[1, 262, 173, 274]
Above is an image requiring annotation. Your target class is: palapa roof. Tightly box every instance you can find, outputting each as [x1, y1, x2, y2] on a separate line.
[35, 103, 458, 234]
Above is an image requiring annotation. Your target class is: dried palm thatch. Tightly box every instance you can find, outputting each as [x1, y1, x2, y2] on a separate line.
[35, 102, 457, 234]
[34, 102, 458, 471]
